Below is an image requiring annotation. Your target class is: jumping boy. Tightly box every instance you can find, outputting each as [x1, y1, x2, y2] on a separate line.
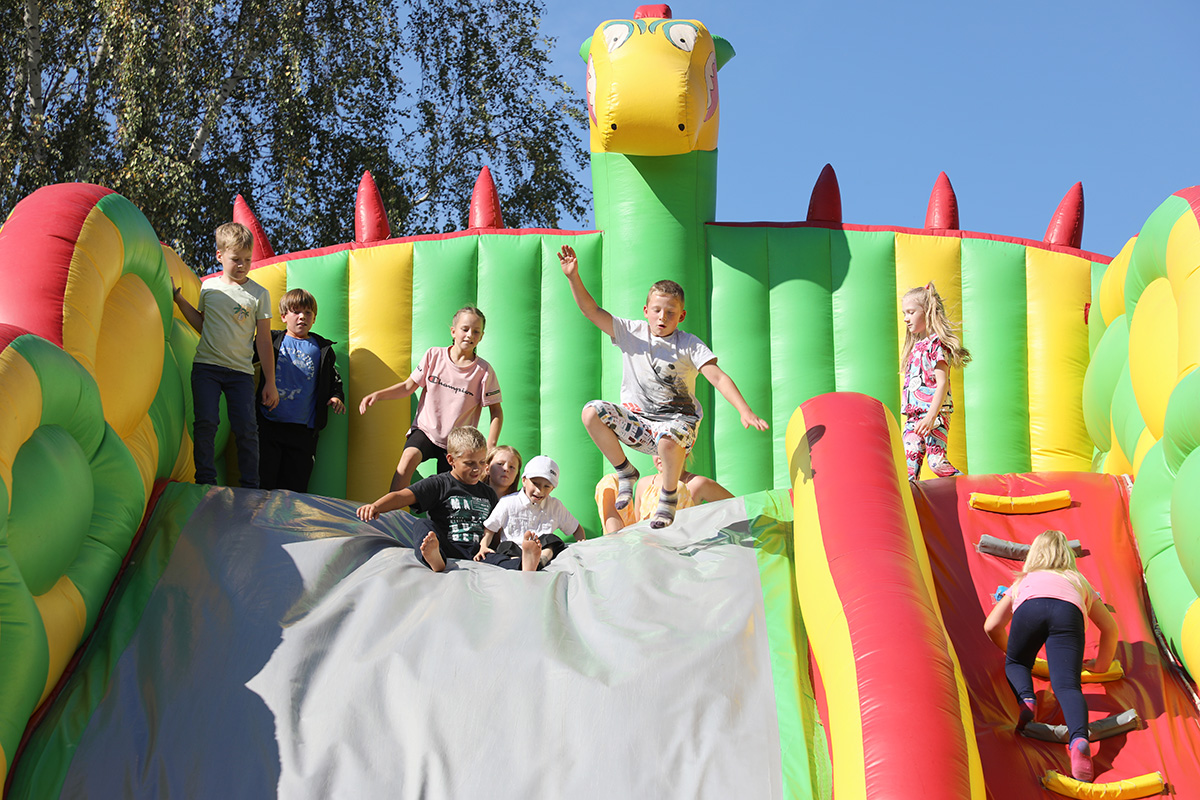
[356, 426, 497, 572]
[173, 222, 277, 488]
[257, 288, 346, 492]
[558, 244, 768, 528]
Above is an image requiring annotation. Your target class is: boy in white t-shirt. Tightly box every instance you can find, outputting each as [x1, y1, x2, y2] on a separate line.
[173, 222, 277, 488]
[558, 244, 768, 529]
[476, 455, 583, 571]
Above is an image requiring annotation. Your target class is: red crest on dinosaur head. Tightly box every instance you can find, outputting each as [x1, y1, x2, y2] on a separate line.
[635, 5, 671, 18]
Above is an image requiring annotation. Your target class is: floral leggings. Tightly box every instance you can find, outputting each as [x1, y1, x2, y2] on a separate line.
[903, 411, 959, 480]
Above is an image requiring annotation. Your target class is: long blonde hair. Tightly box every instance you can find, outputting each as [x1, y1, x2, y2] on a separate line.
[1012, 530, 1084, 592]
[900, 282, 972, 369]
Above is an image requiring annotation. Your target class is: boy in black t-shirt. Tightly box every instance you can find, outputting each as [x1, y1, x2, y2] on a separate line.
[357, 426, 496, 572]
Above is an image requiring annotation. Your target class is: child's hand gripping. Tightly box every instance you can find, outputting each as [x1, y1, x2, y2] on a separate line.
[916, 409, 939, 437]
[328, 397, 346, 414]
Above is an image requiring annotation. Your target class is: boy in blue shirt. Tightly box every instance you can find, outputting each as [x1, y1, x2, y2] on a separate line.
[257, 288, 346, 492]
[173, 222, 277, 487]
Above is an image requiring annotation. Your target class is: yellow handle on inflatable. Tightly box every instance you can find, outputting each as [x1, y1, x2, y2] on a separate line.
[1041, 769, 1164, 799]
[968, 490, 1072, 514]
[1033, 658, 1124, 683]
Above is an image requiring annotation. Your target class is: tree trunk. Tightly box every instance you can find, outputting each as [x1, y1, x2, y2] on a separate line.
[24, 0, 45, 164]
[186, 4, 259, 164]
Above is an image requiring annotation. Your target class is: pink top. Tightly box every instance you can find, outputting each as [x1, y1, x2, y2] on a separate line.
[409, 347, 502, 448]
[1012, 570, 1097, 617]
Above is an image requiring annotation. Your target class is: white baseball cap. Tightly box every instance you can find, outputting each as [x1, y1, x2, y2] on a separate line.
[523, 455, 560, 488]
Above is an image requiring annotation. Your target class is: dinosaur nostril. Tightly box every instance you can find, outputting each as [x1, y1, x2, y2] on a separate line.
[678, 124, 685, 131]
[610, 123, 617, 131]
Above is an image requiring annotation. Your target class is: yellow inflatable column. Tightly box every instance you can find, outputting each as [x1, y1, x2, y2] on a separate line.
[346, 243, 413, 502]
[895, 233, 967, 472]
[1026, 248, 1092, 470]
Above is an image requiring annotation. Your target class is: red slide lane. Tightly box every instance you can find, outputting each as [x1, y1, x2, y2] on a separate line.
[911, 473, 1200, 797]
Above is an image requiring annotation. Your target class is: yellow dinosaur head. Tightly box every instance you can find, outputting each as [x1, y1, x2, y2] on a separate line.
[580, 7, 735, 156]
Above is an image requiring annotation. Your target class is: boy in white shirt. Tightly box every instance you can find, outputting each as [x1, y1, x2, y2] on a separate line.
[173, 222, 277, 488]
[558, 244, 768, 528]
[476, 455, 584, 571]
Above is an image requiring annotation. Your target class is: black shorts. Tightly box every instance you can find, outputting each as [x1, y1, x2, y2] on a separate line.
[404, 428, 451, 474]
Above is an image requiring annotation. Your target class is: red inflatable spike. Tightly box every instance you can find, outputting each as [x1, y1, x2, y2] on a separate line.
[924, 172, 959, 230]
[635, 5, 671, 19]
[468, 167, 505, 229]
[231, 195, 276, 262]
[1044, 182, 1085, 249]
[806, 163, 842, 223]
[355, 170, 392, 243]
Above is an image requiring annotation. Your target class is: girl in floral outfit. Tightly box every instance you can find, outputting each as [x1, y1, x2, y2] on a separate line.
[900, 282, 971, 480]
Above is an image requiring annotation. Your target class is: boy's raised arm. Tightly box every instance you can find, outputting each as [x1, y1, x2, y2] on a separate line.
[558, 244, 614, 338]
[699, 361, 769, 431]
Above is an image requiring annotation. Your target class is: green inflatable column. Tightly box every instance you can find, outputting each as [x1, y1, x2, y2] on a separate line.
[591, 150, 719, 476]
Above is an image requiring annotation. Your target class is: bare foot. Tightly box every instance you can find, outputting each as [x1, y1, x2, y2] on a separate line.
[521, 531, 542, 572]
[421, 531, 446, 572]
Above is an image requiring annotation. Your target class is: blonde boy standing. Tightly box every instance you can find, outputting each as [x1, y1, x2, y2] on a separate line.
[558, 244, 767, 528]
[173, 222, 277, 488]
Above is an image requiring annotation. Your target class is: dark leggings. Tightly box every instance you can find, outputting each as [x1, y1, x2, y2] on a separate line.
[1005, 597, 1088, 743]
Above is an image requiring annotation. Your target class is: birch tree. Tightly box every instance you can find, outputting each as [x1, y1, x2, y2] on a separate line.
[0, 0, 588, 267]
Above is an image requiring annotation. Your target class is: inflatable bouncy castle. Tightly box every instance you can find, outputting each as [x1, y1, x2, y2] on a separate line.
[1, 5, 1199, 798]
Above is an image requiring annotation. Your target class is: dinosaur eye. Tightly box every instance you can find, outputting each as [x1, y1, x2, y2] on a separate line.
[603, 21, 634, 52]
[703, 51, 719, 121]
[663, 21, 698, 52]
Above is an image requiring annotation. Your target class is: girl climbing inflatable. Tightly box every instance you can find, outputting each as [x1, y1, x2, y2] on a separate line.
[983, 530, 1119, 782]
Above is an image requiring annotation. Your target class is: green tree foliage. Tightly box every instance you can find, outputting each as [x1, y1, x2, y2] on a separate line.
[0, 0, 588, 269]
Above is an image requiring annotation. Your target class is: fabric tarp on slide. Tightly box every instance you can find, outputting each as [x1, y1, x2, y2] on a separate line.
[9, 484, 818, 799]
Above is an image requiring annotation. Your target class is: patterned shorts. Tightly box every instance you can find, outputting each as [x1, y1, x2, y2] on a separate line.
[585, 401, 699, 456]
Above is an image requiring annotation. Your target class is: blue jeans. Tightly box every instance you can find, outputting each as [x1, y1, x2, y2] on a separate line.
[191, 362, 260, 488]
[1005, 597, 1088, 742]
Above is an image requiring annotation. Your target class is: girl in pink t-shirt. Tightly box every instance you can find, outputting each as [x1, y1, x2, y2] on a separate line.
[359, 306, 503, 492]
[984, 530, 1118, 783]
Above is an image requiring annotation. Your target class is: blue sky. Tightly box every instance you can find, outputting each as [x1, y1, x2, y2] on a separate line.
[539, 0, 1198, 259]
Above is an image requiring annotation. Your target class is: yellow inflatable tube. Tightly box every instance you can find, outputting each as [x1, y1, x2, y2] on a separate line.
[969, 490, 1072, 514]
[1033, 658, 1124, 683]
[1041, 770, 1165, 799]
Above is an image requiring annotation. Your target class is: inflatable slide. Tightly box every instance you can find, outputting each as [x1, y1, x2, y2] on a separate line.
[2, 4, 1200, 798]
[789, 391, 1200, 797]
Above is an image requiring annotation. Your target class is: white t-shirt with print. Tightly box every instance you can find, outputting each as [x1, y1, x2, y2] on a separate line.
[611, 317, 716, 422]
[194, 277, 272, 374]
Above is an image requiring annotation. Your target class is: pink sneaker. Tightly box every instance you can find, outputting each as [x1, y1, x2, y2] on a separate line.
[1069, 738, 1093, 782]
[1016, 699, 1036, 733]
